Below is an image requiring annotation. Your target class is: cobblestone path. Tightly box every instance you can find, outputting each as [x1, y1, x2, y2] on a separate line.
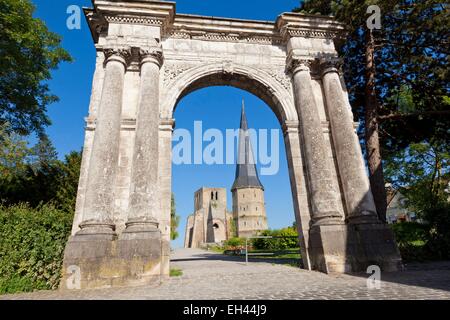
[2, 248, 450, 300]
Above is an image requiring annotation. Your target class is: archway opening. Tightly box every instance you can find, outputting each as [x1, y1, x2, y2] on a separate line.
[170, 82, 301, 268]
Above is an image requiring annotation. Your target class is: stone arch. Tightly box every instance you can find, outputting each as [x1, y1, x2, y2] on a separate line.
[63, 2, 402, 290]
[161, 62, 298, 125]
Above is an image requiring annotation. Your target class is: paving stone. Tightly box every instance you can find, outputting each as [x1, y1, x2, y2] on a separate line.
[1, 248, 450, 300]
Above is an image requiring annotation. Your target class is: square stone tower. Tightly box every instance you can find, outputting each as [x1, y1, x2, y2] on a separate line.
[184, 187, 233, 248]
[232, 101, 268, 238]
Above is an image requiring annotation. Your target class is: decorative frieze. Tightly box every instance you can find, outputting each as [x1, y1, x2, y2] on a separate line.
[282, 27, 341, 41]
[166, 30, 283, 45]
[104, 15, 165, 27]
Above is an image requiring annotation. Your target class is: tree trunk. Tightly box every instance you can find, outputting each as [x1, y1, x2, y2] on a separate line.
[364, 29, 387, 223]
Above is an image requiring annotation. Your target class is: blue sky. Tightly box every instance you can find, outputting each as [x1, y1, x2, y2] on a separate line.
[32, 0, 301, 248]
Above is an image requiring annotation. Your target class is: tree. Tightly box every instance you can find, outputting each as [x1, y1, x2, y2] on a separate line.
[295, 1, 450, 221]
[385, 140, 450, 217]
[54, 151, 82, 213]
[0, 125, 81, 212]
[385, 140, 450, 258]
[0, 123, 30, 185]
[0, 0, 71, 136]
[170, 193, 180, 240]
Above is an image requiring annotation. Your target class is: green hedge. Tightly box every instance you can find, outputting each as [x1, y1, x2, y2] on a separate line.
[252, 228, 299, 250]
[223, 237, 246, 250]
[0, 203, 73, 294]
[390, 222, 428, 245]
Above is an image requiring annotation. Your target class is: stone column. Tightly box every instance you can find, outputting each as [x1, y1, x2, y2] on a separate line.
[283, 120, 311, 270]
[123, 46, 164, 234]
[76, 46, 131, 239]
[289, 58, 344, 227]
[159, 118, 175, 278]
[320, 58, 379, 224]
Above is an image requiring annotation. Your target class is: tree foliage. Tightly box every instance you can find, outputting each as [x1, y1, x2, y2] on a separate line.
[385, 141, 449, 215]
[0, 124, 81, 212]
[0, 0, 72, 136]
[295, 0, 449, 153]
[385, 140, 450, 259]
[295, 1, 449, 221]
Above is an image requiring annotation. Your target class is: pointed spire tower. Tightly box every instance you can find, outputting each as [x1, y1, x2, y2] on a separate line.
[231, 99, 268, 238]
[232, 100, 264, 191]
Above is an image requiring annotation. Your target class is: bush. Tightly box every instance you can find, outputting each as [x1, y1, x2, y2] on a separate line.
[422, 202, 450, 260]
[390, 222, 428, 245]
[223, 237, 245, 250]
[252, 228, 299, 250]
[0, 203, 73, 294]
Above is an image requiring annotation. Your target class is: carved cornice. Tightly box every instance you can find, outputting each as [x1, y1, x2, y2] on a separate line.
[103, 15, 165, 27]
[283, 27, 341, 40]
[84, 8, 108, 43]
[84, 1, 175, 41]
[276, 12, 346, 42]
[166, 30, 283, 45]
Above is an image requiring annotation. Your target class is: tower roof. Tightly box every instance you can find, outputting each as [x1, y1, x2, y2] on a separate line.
[231, 100, 264, 191]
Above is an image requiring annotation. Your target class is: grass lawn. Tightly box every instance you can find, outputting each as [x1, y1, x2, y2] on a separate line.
[243, 248, 302, 267]
[170, 268, 183, 277]
[247, 248, 301, 260]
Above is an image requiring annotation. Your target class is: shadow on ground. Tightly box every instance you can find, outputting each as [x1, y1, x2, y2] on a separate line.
[347, 260, 450, 293]
[171, 251, 303, 267]
[172, 250, 450, 293]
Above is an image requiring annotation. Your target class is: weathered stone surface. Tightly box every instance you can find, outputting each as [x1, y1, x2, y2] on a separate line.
[320, 59, 379, 223]
[290, 60, 344, 227]
[64, 0, 402, 290]
[76, 48, 129, 238]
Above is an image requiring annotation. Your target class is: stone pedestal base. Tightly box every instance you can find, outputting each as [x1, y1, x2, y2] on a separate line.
[309, 223, 402, 274]
[161, 238, 171, 280]
[346, 223, 402, 272]
[60, 230, 162, 290]
[309, 224, 352, 273]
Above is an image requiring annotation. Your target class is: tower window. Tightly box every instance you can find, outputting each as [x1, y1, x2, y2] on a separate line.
[213, 223, 219, 229]
[211, 192, 214, 200]
[256, 207, 258, 211]
[216, 192, 218, 200]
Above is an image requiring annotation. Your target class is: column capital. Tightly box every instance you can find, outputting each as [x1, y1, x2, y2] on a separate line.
[286, 54, 314, 76]
[318, 57, 343, 77]
[139, 45, 164, 68]
[103, 46, 132, 68]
